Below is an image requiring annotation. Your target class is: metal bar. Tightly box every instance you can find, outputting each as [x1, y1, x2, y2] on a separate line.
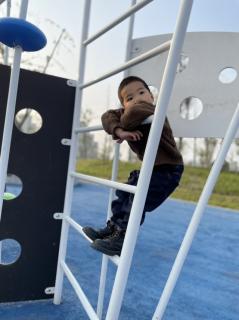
[53, 0, 91, 305]
[3, 0, 11, 65]
[65, 216, 120, 266]
[80, 40, 171, 89]
[71, 172, 137, 194]
[60, 261, 99, 320]
[75, 125, 102, 133]
[97, 134, 121, 319]
[83, 0, 153, 46]
[19, 0, 28, 19]
[0, 0, 28, 223]
[124, 0, 136, 77]
[105, 1, 193, 319]
[152, 104, 239, 320]
[65, 216, 92, 242]
[75, 115, 153, 134]
[97, 2, 136, 316]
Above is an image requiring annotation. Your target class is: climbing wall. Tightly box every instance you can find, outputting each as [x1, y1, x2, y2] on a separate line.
[0, 64, 75, 302]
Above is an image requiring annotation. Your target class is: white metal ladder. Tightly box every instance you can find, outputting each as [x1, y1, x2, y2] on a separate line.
[53, 0, 194, 319]
[53, 1, 194, 318]
[52, 1, 239, 319]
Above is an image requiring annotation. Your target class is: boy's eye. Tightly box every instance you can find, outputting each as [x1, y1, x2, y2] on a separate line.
[139, 91, 145, 95]
[126, 97, 133, 102]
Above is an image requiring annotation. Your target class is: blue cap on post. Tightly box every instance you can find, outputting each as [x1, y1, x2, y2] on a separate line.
[0, 17, 47, 52]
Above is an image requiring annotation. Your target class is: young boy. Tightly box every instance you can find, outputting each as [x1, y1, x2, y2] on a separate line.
[83, 76, 184, 256]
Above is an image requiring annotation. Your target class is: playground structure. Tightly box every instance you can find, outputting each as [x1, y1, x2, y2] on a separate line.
[0, 0, 239, 319]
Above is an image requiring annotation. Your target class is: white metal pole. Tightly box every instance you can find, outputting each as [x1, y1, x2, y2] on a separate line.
[0, 0, 28, 264]
[153, 104, 239, 320]
[96, 2, 136, 317]
[96, 147, 120, 319]
[106, 1, 193, 319]
[0, 0, 28, 221]
[0, 49, 22, 219]
[53, 0, 91, 305]
[19, 0, 28, 19]
[3, 0, 11, 65]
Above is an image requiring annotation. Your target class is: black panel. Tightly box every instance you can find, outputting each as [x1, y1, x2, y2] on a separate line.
[0, 65, 75, 302]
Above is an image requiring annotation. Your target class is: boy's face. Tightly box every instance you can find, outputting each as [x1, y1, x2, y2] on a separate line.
[121, 81, 154, 109]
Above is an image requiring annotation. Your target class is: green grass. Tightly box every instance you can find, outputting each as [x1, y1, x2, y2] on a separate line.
[76, 159, 239, 211]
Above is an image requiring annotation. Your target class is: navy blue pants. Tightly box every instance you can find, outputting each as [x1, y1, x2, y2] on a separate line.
[110, 164, 184, 230]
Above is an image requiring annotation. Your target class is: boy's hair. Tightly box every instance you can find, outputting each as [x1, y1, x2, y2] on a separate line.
[118, 76, 150, 105]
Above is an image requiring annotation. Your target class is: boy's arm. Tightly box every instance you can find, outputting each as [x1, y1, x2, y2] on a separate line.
[101, 109, 123, 139]
[101, 109, 143, 142]
[120, 102, 155, 130]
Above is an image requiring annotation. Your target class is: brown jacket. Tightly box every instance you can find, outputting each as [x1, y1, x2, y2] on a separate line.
[101, 102, 183, 166]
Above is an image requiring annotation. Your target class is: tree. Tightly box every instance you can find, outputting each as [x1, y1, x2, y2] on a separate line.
[199, 138, 218, 167]
[99, 134, 113, 162]
[0, 2, 75, 76]
[235, 138, 239, 155]
[78, 109, 98, 159]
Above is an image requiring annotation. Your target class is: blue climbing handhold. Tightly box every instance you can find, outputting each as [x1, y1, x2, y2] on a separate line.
[0, 17, 47, 52]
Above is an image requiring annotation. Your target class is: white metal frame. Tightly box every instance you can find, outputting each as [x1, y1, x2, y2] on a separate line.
[53, 0, 195, 319]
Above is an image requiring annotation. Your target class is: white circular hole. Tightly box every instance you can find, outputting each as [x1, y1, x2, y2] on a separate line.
[0, 239, 21, 265]
[180, 97, 203, 120]
[4, 174, 23, 200]
[15, 108, 43, 134]
[219, 67, 237, 84]
[177, 53, 189, 73]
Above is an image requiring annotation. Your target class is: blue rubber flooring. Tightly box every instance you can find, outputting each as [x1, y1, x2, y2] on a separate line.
[1, 183, 239, 320]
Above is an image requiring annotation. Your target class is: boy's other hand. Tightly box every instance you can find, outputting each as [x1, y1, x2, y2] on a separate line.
[115, 128, 143, 143]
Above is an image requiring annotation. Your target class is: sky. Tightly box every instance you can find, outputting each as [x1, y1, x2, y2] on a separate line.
[20, 1, 239, 101]
[1, 0, 239, 163]
[4, 0, 239, 111]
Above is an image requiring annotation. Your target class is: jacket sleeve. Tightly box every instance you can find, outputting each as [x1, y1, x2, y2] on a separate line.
[120, 102, 155, 130]
[101, 109, 123, 139]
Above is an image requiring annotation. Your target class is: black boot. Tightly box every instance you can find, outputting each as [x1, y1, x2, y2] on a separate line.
[82, 220, 115, 241]
[91, 226, 125, 256]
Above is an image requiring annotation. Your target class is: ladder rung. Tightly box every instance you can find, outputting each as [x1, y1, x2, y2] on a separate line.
[83, 0, 153, 46]
[71, 171, 137, 194]
[65, 216, 92, 242]
[75, 125, 103, 134]
[60, 260, 99, 320]
[80, 40, 171, 89]
[65, 216, 120, 266]
[75, 116, 154, 134]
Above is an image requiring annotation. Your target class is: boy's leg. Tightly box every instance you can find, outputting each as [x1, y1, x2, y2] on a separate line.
[110, 169, 139, 227]
[91, 170, 139, 255]
[83, 170, 139, 243]
[91, 165, 183, 255]
[143, 165, 184, 213]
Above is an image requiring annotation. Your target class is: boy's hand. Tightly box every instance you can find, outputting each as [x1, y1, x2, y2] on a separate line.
[115, 128, 143, 143]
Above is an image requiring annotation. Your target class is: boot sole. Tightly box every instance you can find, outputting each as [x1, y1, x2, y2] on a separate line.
[90, 242, 121, 256]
